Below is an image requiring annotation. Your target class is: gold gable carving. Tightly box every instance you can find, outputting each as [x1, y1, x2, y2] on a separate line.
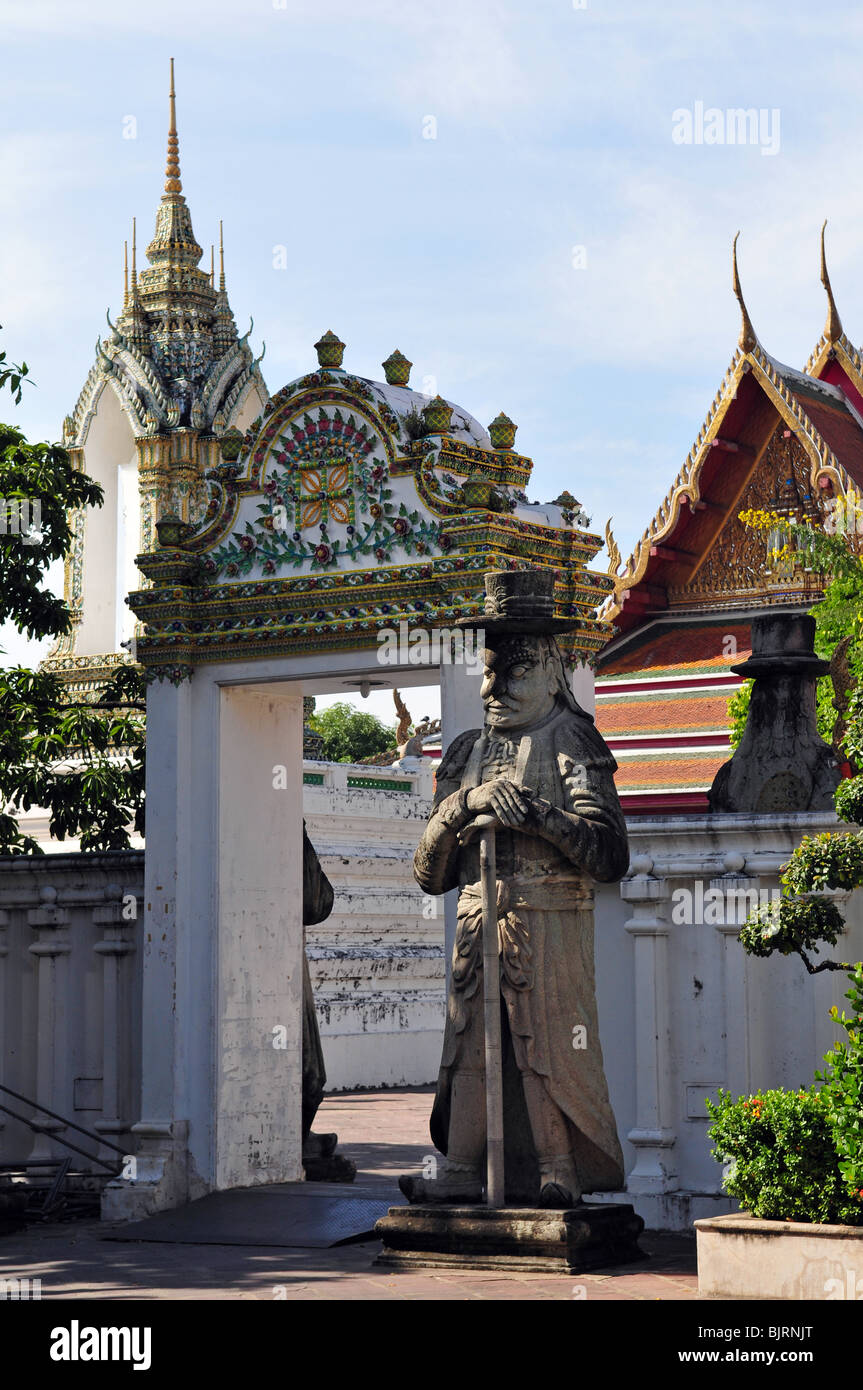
[667, 427, 827, 608]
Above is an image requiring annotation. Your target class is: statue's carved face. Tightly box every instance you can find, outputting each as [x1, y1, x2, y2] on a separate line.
[480, 637, 558, 731]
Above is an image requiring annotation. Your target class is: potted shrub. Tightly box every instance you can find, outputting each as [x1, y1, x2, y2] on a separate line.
[697, 508, 863, 1299]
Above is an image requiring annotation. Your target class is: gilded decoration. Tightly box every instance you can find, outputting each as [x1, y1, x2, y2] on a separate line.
[206, 402, 441, 577]
[127, 368, 615, 676]
[668, 427, 828, 608]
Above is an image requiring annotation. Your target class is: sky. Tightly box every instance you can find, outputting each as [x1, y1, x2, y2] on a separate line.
[2, 0, 862, 724]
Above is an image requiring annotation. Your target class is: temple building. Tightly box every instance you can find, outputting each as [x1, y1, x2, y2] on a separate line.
[6, 86, 863, 1228]
[595, 230, 863, 813]
[43, 61, 268, 702]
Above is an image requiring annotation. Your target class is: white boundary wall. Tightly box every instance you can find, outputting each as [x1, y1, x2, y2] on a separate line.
[2, 797, 860, 1230]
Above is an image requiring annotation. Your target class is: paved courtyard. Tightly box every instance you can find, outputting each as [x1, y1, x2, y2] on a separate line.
[0, 1088, 697, 1301]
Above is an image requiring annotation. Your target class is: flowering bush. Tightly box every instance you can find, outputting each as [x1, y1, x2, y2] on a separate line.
[707, 967, 863, 1224]
[706, 1086, 863, 1225]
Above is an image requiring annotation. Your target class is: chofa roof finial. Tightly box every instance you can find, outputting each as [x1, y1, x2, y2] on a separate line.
[820, 220, 843, 344]
[732, 231, 758, 353]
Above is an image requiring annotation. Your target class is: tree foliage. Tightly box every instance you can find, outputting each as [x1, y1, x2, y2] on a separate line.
[732, 516, 863, 974]
[0, 422, 102, 640]
[307, 701, 396, 763]
[0, 664, 146, 854]
[0, 333, 146, 854]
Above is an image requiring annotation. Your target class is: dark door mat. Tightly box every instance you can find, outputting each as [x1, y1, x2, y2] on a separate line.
[101, 1183, 404, 1249]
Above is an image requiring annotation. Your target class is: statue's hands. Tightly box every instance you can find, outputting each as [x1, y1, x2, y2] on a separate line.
[526, 794, 553, 826]
[466, 779, 534, 829]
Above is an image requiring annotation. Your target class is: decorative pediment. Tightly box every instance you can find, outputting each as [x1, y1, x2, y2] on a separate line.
[129, 367, 616, 675]
[667, 427, 828, 608]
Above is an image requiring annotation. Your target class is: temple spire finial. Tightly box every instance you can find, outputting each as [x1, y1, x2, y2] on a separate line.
[219, 220, 226, 293]
[130, 217, 138, 293]
[820, 220, 843, 344]
[123, 239, 129, 308]
[732, 232, 758, 353]
[164, 57, 182, 195]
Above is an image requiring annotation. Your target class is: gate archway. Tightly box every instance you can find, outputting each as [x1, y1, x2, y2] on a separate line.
[113, 341, 610, 1217]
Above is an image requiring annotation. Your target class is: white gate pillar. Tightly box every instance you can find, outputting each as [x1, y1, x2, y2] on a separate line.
[217, 685, 304, 1190]
[620, 857, 678, 1197]
[570, 659, 595, 717]
[104, 673, 304, 1220]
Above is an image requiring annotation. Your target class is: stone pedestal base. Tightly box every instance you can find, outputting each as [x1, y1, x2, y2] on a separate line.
[375, 1202, 645, 1273]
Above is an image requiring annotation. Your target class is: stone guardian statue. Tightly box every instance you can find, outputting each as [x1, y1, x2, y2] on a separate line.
[400, 569, 629, 1208]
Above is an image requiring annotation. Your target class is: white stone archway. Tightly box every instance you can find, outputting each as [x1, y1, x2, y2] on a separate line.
[104, 648, 484, 1218]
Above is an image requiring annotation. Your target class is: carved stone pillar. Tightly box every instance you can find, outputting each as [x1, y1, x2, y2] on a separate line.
[26, 886, 71, 1165]
[92, 883, 138, 1165]
[711, 853, 761, 1099]
[620, 856, 677, 1195]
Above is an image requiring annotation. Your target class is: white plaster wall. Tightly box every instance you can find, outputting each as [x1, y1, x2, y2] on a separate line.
[0, 854, 144, 1173]
[592, 812, 863, 1229]
[571, 659, 596, 717]
[115, 458, 141, 651]
[217, 686, 304, 1188]
[230, 381, 268, 435]
[77, 382, 137, 656]
[7, 769, 861, 1232]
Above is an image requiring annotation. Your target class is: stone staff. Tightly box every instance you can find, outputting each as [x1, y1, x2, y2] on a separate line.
[459, 814, 505, 1205]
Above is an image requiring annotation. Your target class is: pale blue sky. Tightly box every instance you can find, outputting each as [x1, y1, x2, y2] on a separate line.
[2, 0, 862, 724]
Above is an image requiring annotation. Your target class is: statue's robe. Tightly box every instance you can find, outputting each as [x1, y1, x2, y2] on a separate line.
[413, 701, 629, 1198]
[302, 822, 334, 1139]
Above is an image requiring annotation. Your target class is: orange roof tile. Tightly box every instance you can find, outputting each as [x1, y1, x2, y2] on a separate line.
[614, 754, 726, 790]
[598, 693, 735, 735]
[600, 623, 751, 678]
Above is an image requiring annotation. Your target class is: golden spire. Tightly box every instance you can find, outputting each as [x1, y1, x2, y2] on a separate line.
[820, 219, 843, 344]
[130, 217, 138, 293]
[123, 239, 129, 308]
[732, 232, 757, 353]
[210, 244, 215, 287]
[219, 220, 226, 293]
[164, 57, 182, 195]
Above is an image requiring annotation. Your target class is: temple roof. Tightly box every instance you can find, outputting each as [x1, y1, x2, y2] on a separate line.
[596, 617, 751, 814]
[64, 60, 266, 446]
[363, 380, 491, 449]
[602, 230, 863, 637]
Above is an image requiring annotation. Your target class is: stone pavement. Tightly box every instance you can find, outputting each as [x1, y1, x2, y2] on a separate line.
[0, 1087, 697, 1301]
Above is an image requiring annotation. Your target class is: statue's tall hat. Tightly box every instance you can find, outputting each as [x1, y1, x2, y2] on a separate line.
[455, 567, 582, 635]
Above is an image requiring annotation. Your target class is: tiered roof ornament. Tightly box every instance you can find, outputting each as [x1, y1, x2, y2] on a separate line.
[64, 59, 265, 449]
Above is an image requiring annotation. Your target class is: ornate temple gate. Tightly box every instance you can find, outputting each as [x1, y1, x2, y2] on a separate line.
[108, 347, 611, 1219]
